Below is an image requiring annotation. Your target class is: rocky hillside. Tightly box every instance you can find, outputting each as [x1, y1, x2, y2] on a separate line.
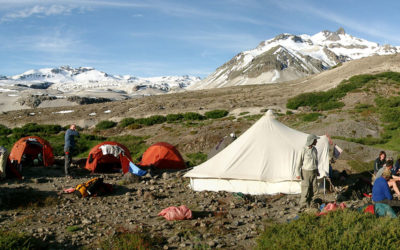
[189, 28, 400, 89]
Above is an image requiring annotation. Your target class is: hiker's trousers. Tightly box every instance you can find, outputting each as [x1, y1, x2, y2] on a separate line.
[300, 169, 318, 207]
[64, 152, 72, 176]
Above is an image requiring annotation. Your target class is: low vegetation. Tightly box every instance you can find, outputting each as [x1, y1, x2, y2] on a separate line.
[119, 110, 229, 128]
[95, 120, 117, 130]
[94, 228, 163, 250]
[0, 231, 45, 249]
[186, 152, 208, 167]
[257, 210, 400, 249]
[286, 72, 400, 111]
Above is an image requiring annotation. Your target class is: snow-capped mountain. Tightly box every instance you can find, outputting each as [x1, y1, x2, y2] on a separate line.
[1, 66, 200, 94]
[189, 28, 400, 90]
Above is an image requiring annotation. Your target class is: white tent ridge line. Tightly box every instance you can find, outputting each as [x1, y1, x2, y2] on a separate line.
[184, 110, 330, 195]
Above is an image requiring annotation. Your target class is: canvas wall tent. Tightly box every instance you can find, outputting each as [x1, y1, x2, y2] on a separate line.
[9, 136, 54, 167]
[140, 142, 186, 169]
[184, 110, 330, 195]
[85, 142, 132, 173]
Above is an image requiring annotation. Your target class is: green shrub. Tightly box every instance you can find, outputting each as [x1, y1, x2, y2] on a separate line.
[257, 210, 400, 249]
[166, 113, 184, 122]
[135, 115, 166, 126]
[119, 118, 136, 128]
[0, 124, 11, 135]
[0, 231, 45, 249]
[204, 110, 229, 119]
[183, 112, 205, 121]
[127, 123, 143, 130]
[12, 123, 62, 136]
[300, 113, 323, 122]
[95, 120, 117, 130]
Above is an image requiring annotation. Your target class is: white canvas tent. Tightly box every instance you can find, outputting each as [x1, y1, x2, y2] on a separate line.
[184, 110, 330, 195]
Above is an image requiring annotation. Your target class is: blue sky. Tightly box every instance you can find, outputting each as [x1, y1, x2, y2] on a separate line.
[1, 0, 399, 78]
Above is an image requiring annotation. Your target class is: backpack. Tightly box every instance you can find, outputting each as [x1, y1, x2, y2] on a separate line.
[75, 177, 103, 198]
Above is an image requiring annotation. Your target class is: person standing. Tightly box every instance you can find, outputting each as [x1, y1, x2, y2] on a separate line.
[0, 146, 9, 179]
[64, 124, 79, 177]
[296, 134, 320, 209]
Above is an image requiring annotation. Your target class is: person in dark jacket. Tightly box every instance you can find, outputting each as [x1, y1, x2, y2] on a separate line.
[64, 124, 79, 177]
[374, 151, 386, 174]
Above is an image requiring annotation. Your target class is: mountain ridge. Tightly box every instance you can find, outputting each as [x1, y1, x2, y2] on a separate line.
[189, 28, 400, 90]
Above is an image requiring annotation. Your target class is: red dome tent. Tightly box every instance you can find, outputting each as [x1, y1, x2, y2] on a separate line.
[140, 142, 186, 169]
[9, 136, 54, 167]
[85, 141, 132, 173]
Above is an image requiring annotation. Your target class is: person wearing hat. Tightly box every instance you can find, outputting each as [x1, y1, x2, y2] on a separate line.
[295, 134, 320, 209]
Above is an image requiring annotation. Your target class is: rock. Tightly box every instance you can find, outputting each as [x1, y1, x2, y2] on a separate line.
[167, 236, 180, 244]
[162, 172, 170, 180]
[82, 219, 92, 225]
[143, 191, 155, 200]
[122, 173, 140, 184]
[208, 240, 217, 247]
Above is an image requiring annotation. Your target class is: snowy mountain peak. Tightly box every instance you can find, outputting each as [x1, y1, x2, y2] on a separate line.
[189, 28, 400, 90]
[1, 66, 200, 94]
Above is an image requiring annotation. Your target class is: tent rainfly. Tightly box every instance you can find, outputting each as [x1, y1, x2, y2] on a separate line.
[184, 110, 330, 195]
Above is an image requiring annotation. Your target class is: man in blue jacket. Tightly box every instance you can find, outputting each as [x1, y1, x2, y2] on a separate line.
[64, 124, 79, 177]
[372, 168, 400, 207]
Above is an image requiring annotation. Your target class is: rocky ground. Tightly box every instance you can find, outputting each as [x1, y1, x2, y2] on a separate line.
[0, 160, 371, 249]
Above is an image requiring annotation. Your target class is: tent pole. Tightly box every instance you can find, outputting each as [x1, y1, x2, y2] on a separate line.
[324, 177, 326, 196]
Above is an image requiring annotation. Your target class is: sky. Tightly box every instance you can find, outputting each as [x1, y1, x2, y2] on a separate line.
[1, 0, 400, 78]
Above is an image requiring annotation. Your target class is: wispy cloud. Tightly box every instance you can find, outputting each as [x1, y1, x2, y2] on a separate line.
[1, 5, 77, 22]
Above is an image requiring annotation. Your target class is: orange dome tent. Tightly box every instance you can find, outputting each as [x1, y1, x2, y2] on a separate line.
[140, 142, 186, 169]
[9, 136, 54, 167]
[85, 141, 132, 173]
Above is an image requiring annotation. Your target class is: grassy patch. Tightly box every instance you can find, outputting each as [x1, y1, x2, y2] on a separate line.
[239, 111, 249, 116]
[257, 210, 400, 249]
[243, 114, 263, 121]
[347, 160, 374, 173]
[332, 136, 387, 146]
[186, 152, 208, 167]
[94, 228, 163, 250]
[0, 187, 58, 210]
[66, 225, 82, 233]
[286, 72, 400, 110]
[0, 231, 45, 250]
[300, 112, 323, 122]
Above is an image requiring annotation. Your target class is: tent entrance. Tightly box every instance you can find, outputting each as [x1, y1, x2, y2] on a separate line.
[21, 141, 44, 167]
[95, 154, 122, 173]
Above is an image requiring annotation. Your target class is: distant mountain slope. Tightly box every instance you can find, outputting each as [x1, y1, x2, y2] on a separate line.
[189, 28, 400, 90]
[0, 66, 200, 94]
